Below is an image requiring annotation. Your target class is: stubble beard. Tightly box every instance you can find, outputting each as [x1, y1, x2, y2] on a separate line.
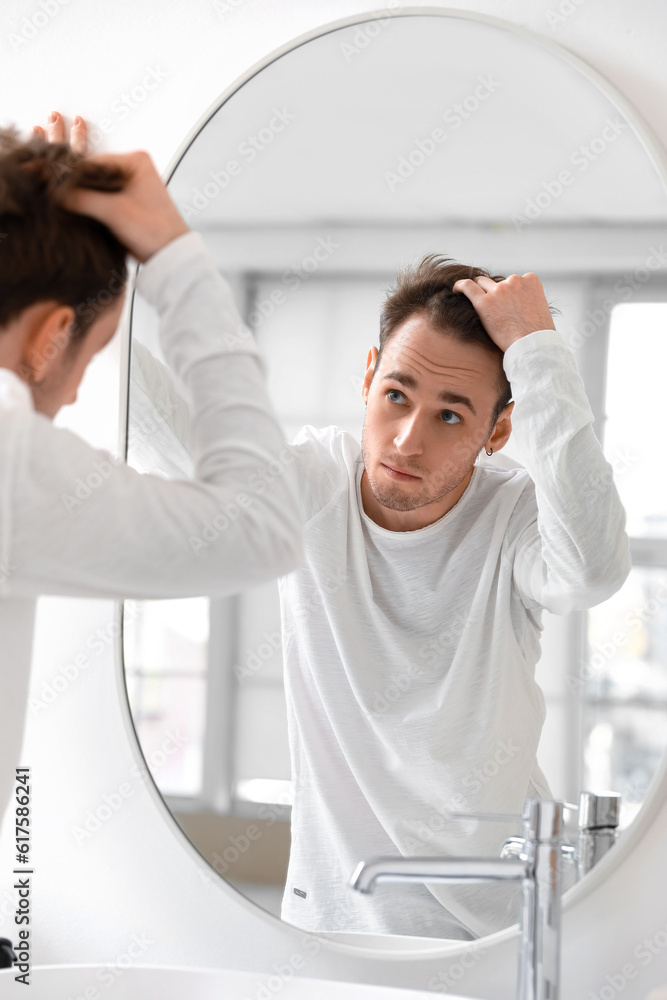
[360, 433, 479, 513]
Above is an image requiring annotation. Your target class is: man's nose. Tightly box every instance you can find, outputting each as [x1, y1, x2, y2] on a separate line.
[394, 413, 424, 455]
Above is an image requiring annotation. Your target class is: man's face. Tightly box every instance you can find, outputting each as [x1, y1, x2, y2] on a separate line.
[360, 312, 512, 530]
[30, 291, 126, 419]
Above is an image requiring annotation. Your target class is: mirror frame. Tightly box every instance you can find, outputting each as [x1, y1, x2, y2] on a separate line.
[117, 4, 667, 960]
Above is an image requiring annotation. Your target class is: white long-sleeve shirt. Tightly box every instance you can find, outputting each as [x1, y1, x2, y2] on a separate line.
[279, 328, 631, 940]
[0, 231, 303, 829]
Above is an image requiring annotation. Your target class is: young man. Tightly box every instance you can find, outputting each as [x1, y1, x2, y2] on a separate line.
[0, 114, 303, 834]
[278, 256, 631, 940]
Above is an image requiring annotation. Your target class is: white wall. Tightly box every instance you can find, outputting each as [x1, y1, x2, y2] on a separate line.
[1, 2, 667, 998]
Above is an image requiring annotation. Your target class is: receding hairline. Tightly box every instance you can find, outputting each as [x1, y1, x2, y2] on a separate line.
[373, 309, 512, 426]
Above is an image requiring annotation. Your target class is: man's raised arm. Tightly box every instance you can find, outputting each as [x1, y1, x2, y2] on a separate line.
[2, 120, 303, 600]
[453, 272, 631, 613]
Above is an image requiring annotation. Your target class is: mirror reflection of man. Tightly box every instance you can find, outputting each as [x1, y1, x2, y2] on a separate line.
[0, 115, 303, 842]
[279, 257, 631, 939]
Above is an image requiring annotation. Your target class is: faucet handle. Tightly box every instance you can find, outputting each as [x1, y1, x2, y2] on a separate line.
[447, 796, 579, 827]
[450, 798, 579, 847]
[578, 791, 621, 830]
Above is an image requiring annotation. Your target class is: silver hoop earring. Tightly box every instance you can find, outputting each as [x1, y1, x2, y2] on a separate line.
[485, 447, 493, 457]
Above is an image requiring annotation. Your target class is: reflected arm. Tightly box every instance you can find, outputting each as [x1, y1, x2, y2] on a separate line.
[503, 329, 631, 613]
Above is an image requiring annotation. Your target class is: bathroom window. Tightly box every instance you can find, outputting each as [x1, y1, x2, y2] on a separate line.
[583, 302, 667, 827]
[124, 597, 209, 797]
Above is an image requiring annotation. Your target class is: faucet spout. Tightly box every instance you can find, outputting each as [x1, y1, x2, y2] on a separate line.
[349, 798, 566, 1000]
[351, 855, 530, 894]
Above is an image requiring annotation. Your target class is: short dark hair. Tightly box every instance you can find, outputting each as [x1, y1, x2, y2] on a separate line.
[0, 124, 130, 345]
[378, 253, 512, 427]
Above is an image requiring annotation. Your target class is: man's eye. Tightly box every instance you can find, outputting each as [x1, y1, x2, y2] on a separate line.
[387, 389, 405, 403]
[440, 409, 461, 424]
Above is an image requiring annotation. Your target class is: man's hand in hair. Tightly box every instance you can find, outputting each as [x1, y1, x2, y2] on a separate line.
[32, 111, 189, 263]
[452, 272, 556, 353]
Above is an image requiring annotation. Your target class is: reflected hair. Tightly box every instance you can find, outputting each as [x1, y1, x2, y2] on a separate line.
[378, 253, 513, 426]
[0, 124, 131, 344]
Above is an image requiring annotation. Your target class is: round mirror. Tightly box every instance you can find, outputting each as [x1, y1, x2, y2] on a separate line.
[122, 9, 667, 945]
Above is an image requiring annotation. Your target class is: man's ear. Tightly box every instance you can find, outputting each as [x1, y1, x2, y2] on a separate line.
[361, 346, 378, 404]
[487, 400, 514, 453]
[20, 305, 74, 383]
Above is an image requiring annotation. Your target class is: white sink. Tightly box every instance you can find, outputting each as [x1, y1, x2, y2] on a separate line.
[323, 930, 474, 955]
[0, 963, 471, 999]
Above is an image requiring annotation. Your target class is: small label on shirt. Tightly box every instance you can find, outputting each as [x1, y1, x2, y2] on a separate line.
[293, 887, 307, 898]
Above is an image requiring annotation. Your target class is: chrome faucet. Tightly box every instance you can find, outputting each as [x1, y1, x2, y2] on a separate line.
[350, 797, 565, 1000]
[499, 791, 621, 883]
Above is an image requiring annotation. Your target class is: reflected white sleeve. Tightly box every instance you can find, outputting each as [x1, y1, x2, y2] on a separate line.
[504, 329, 631, 613]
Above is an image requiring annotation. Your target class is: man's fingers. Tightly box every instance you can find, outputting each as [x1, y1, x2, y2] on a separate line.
[470, 275, 500, 293]
[46, 111, 66, 144]
[69, 116, 88, 156]
[56, 151, 141, 198]
[32, 112, 88, 155]
[57, 184, 133, 223]
[453, 277, 488, 303]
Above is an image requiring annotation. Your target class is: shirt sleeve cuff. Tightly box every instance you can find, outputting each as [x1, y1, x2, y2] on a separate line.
[134, 230, 211, 305]
[502, 329, 571, 375]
